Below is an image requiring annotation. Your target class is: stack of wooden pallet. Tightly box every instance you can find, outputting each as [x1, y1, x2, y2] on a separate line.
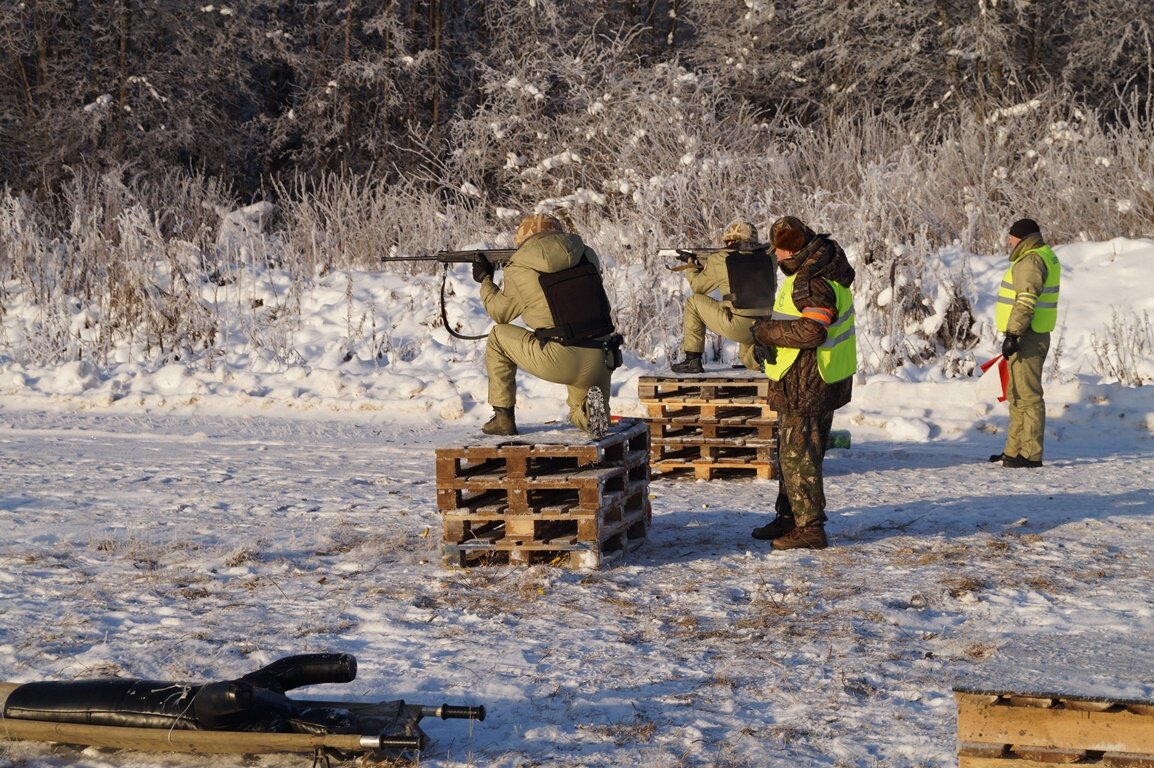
[956, 687, 1154, 766]
[638, 373, 777, 480]
[436, 420, 650, 569]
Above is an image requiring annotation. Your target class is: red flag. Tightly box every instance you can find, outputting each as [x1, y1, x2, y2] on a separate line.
[979, 355, 1008, 402]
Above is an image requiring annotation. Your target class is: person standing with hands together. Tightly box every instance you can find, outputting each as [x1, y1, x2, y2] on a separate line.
[749, 216, 856, 550]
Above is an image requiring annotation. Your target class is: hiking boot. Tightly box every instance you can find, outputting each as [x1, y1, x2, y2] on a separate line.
[772, 523, 828, 551]
[583, 386, 610, 439]
[988, 453, 1006, 463]
[1002, 454, 1043, 468]
[751, 512, 795, 541]
[482, 407, 518, 436]
[671, 352, 704, 374]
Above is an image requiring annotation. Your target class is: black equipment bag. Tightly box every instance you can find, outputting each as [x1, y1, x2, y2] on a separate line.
[3, 653, 358, 733]
[534, 257, 615, 344]
[724, 250, 777, 310]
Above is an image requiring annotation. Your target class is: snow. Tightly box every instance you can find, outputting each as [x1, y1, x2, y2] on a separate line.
[1, 239, 1153, 767]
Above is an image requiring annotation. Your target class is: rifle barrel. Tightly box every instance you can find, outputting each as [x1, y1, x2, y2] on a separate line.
[380, 249, 515, 264]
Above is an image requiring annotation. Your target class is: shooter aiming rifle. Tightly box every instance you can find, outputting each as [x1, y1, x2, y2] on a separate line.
[381, 249, 515, 340]
[657, 244, 779, 311]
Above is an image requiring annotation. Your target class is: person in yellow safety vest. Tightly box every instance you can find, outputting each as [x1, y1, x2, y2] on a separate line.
[989, 217, 1061, 468]
[750, 216, 857, 550]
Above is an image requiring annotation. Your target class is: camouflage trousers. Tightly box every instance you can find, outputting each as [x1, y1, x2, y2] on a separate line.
[775, 411, 835, 527]
[681, 294, 763, 370]
[1003, 330, 1050, 462]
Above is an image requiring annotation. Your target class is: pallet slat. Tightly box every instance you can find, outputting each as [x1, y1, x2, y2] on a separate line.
[956, 691, 1154, 765]
[637, 373, 772, 403]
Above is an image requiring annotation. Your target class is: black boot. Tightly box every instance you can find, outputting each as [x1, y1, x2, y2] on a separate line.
[752, 511, 795, 541]
[752, 492, 795, 540]
[671, 351, 704, 374]
[1003, 454, 1043, 468]
[482, 406, 518, 436]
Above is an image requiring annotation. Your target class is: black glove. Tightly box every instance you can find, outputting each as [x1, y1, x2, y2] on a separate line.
[471, 255, 494, 283]
[1001, 334, 1020, 359]
[753, 344, 776, 367]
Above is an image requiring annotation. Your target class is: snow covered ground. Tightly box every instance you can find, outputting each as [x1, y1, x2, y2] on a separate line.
[1, 239, 1153, 767]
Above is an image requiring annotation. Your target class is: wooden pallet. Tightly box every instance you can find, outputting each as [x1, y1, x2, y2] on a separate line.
[637, 373, 772, 405]
[639, 374, 778, 481]
[437, 420, 650, 569]
[647, 411, 776, 441]
[441, 501, 650, 570]
[956, 690, 1154, 766]
[435, 422, 649, 488]
[650, 456, 775, 481]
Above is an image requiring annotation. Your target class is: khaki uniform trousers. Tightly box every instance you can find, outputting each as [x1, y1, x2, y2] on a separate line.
[486, 324, 612, 431]
[1004, 330, 1050, 462]
[682, 294, 762, 370]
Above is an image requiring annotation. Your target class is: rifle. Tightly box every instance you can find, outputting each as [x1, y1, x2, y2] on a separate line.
[380, 248, 516, 268]
[657, 245, 772, 271]
[379, 248, 517, 340]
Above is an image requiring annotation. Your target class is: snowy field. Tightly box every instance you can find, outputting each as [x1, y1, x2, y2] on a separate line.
[1, 238, 1153, 767]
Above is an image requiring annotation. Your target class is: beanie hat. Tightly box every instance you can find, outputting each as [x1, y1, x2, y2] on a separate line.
[1009, 218, 1041, 239]
[770, 216, 810, 253]
[722, 220, 758, 245]
[514, 213, 564, 247]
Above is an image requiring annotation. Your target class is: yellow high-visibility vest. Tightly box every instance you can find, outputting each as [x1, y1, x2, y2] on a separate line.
[996, 245, 1061, 333]
[763, 275, 857, 383]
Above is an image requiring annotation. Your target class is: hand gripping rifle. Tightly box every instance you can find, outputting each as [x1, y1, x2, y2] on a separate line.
[657, 247, 712, 271]
[380, 248, 515, 340]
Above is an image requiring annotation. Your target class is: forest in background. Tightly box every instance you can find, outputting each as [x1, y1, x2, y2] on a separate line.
[2, 1, 1153, 376]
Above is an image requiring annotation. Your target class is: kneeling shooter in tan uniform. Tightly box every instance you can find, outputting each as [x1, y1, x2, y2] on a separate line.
[474, 214, 621, 437]
[671, 220, 775, 373]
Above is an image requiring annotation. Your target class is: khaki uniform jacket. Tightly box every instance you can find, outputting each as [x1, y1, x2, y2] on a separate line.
[684, 247, 772, 317]
[480, 232, 602, 328]
[752, 235, 854, 416]
[1005, 234, 1051, 337]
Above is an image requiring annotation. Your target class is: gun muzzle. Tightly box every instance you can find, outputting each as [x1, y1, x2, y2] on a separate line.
[422, 703, 486, 721]
[362, 733, 425, 750]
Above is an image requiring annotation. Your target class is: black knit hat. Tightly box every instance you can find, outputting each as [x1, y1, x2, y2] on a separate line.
[1009, 218, 1041, 239]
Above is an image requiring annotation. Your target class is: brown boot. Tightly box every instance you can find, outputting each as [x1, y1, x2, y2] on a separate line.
[482, 407, 518, 436]
[772, 523, 827, 551]
[751, 511, 795, 541]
